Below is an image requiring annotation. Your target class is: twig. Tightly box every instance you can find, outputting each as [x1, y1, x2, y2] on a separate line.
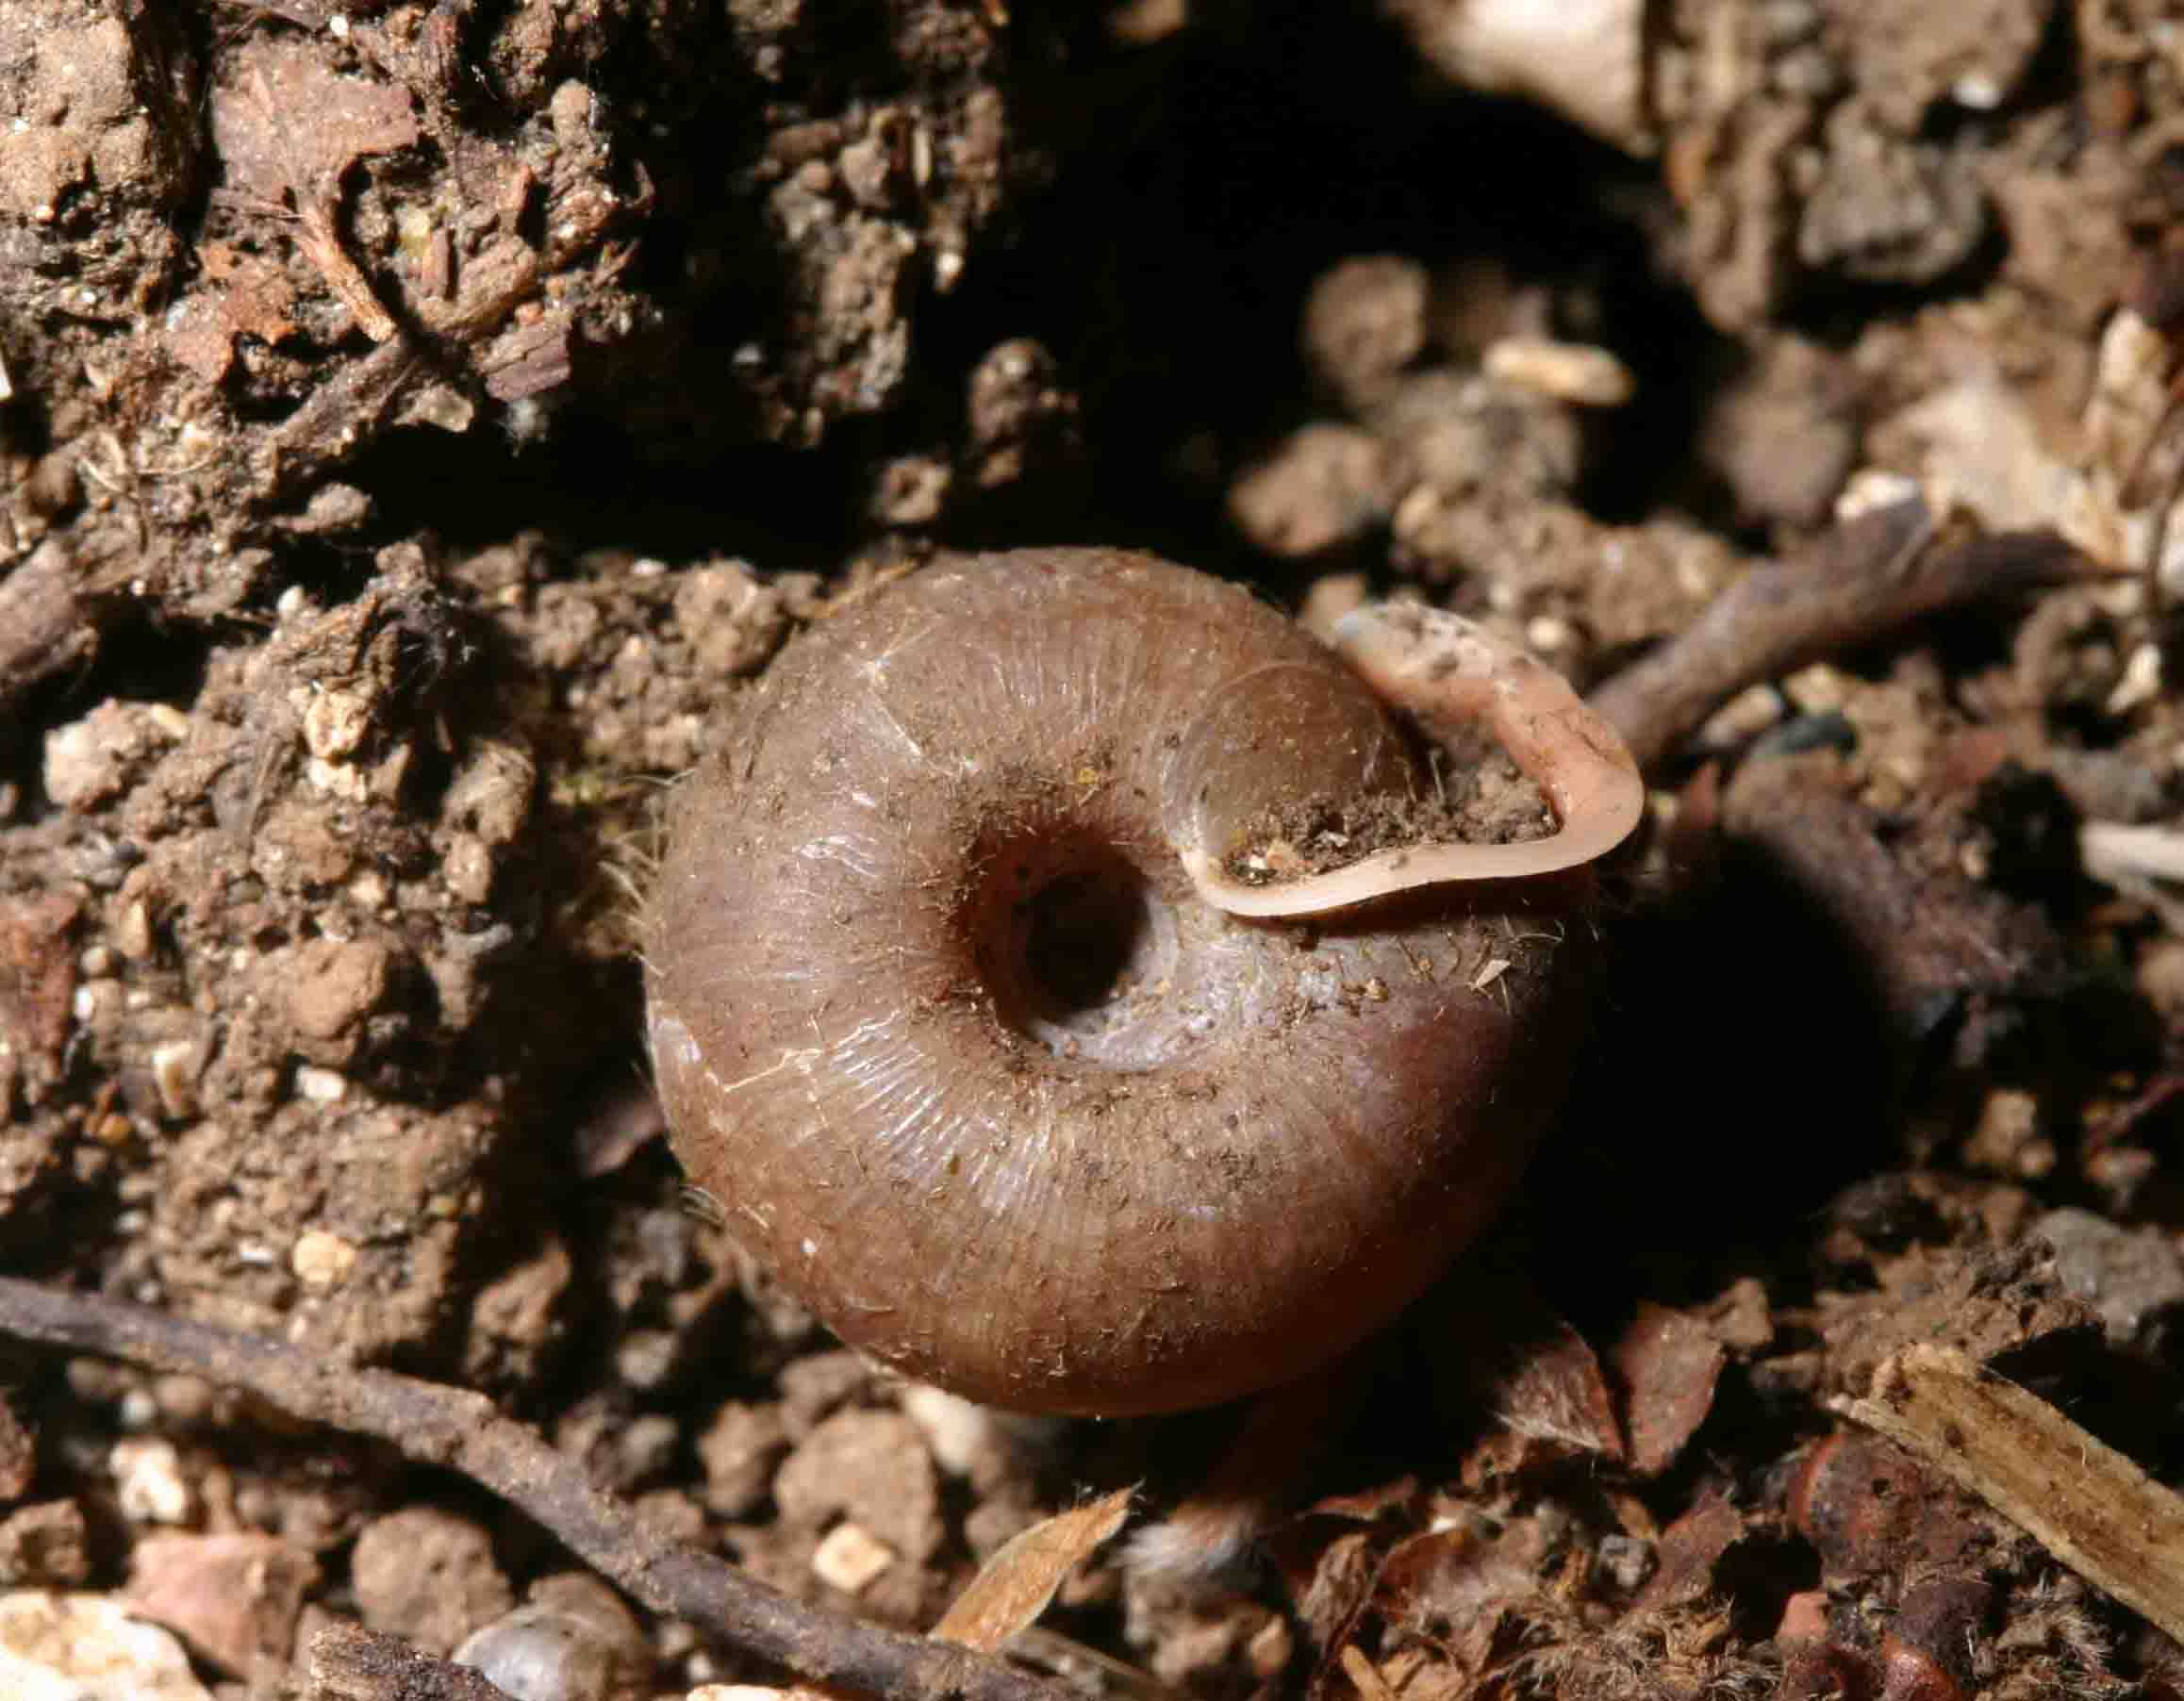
[1588, 498, 2117, 769]
[1833, 1344, 2184, 1646]
[256, 338, 427, 502]
[0, 1276, 1070, 1701]
[247, 68, 399, 343]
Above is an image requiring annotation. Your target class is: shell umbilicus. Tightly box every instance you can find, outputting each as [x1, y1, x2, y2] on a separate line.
[646, 549, 1641, 1416]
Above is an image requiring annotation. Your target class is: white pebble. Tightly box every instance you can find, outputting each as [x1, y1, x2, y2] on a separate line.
[110, 1438, 193, 1526]
[0, 1591, 210, 1701]
[810, 1522, 895, 1594]
[1483, 337, 1634, 406]
[294, 1066, 348, 1104]
[290, 1229, 358, 1290]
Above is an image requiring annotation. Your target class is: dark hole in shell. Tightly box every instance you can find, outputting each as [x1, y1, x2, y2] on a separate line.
[968, 829, 1183, 1066]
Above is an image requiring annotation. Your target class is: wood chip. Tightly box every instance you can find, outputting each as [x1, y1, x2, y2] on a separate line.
[1835, 1344, 2184, 1645]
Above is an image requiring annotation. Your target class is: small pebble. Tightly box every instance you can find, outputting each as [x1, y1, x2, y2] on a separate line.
[110, 1438, 193, 1526]
[1482, 337, 1634, 406]
[294, 1065, 347, 1104]
[0, 1591, 210, 1701]
[290, 1230, 358, 1290]
[810, 1522, 895, 1594]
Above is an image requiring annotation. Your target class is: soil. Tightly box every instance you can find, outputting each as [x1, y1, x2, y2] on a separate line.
[1219, 744, 1550, 889]
[2, 1, 2183, 1699]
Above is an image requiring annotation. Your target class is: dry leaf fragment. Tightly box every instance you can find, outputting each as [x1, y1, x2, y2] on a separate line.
[1448, 1303, 1624, 1483]
[933, 1488, 1132, 1652]
[1338, 1643, 1398, 1701]
[1267, 1527, 1382, 1680]
[209, 42, 419, 206]
[165, 245, 304, 383]
[208, 45, 417, 342]
[1632, 1498, 1743, 1611]
[1610, 1302, 1726, 1477]
[1373, 1528, 1534, 1678]
[0, 893, 79, 1065]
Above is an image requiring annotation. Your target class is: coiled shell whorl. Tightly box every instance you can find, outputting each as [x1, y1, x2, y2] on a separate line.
[647, 549, 1609, 1415]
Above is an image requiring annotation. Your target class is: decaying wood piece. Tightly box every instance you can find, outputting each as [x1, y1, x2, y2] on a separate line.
[1834, 1344, 2184, 1646]
[308, 1622, 513, 1701]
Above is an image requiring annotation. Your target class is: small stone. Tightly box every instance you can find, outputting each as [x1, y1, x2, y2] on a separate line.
[697, 1403, 788, 1521]
[455, 1574, 650, 1701]
[0, 1504, 90, 1588]
[1483, 337, 1635, 406]
[42, 702, 183, 812]
[810, 1522, 895, 1595]
[454, 1605, 623, 1701]
[441, 745, 536, 846]
[294, 1066, 347, 1104]
[305, 756, 369, 801]
[1228, 424, 1396, 558]
[1298, 573, 1369, 646]
[290, 1230, 357, 1290]
[1965, 1087, 2051, 1180]
[613, 1330, 677, 1393]
[285, 938, 394, 1044]
[0, 1395, 32, 1503]
[673, 563, 788, 678]
[300, 687, 372, 762]
[774, 1408, 944, 1561]
[0, 1590, 211, 1701]
[125, 1531, 314, 1677]
[443, 834, 494, 905]
[869, 455, 951, 525]
[1596, 1532, 1654, 1592]
[898, 1384, 1001, 1480]
[146, 1040, 203, 1121]
[2039, 1206, 2184, 1357]
[616, 1414, 680, 1486]
[112, 901, 155, 963]
[1301, 255, 1429, 408]
[1696, 683, 1785, 751]
[351, 1508, 513, 1657]
[109, 1438, 192, 1526]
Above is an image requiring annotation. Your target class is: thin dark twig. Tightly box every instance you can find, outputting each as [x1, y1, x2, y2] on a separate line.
[0, 1276, 1070, 1701]
[1587, 497, 2121, 770]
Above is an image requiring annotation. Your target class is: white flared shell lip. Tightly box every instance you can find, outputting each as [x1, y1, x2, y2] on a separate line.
[1184, 602, 1645, 917]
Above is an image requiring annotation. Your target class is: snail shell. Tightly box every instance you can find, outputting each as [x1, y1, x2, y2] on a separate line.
[647, 549, 1613, 1416]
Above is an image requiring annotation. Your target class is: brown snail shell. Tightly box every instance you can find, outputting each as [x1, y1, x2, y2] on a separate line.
[646, 549, 1632, 1416]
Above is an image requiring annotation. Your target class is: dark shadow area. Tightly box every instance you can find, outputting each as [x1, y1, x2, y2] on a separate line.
[339, 6, 1728, 587]
[0, 616, 215, 810]
[1524, 837, 1911, 1324]
[937, 6, 1723, 562]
